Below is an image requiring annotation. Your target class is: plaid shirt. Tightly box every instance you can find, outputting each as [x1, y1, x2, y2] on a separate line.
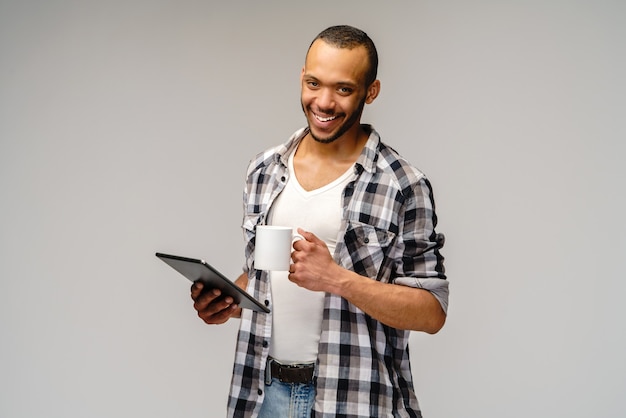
[227, 126, 448, 418]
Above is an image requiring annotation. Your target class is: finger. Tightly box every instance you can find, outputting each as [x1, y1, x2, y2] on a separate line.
[193, 289, 226, 312]
[297, 228, 323, 245]
[199, 303, 239, 325]
[195, 296, 234, 321]
[190, 281, 205, 299]
[292, 231, 313, 252]
[191, 282, 221, 301]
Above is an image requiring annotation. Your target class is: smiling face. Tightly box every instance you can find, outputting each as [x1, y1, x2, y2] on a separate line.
[300, 39, 379, 144]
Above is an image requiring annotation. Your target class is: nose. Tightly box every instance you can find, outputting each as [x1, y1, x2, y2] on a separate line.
[316, 88, 335, 113]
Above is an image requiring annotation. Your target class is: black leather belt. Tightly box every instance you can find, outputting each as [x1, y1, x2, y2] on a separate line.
[268, 357, 315, 384]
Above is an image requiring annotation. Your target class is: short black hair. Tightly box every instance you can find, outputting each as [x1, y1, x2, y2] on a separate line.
[308, 25, 378, 86]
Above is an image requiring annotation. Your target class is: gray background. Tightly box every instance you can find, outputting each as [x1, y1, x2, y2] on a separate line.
[1, 1, 624, 417]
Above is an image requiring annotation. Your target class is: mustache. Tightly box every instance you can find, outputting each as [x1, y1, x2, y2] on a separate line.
[301, 103, 343, 118]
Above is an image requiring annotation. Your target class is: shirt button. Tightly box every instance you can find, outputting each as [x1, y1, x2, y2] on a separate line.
[263, 341, 268, 348]
[258, 389, 263, 396]
[364, 237, 370, 243]
[264, 299, 270, 306]
[280, 176, 286, 182]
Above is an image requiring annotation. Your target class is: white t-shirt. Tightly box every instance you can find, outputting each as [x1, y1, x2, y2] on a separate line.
[267, 150, 353, 364]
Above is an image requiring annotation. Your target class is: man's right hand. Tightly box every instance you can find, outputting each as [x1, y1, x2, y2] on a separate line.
[191, 281, 242, 324]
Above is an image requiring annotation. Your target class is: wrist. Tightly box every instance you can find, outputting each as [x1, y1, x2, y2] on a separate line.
[329, 264, 359, 298]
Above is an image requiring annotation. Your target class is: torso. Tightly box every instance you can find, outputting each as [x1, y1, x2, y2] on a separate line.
[267, 148, 354, 363]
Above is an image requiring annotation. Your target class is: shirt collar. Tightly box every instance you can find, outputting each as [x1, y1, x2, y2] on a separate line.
[273, 125, 381, 174]
[354, 124, 380, 174]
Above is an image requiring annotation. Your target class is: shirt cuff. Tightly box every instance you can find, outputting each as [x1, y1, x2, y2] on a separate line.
[393, 277, 449, 314]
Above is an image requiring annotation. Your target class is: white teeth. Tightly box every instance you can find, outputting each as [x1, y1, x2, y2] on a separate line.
[314, 114, 337, 122]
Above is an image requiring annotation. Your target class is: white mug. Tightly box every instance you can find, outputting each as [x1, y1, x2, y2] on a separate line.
[254, 225, 303, 271]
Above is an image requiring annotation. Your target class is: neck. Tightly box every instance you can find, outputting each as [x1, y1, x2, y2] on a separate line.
[302, 124, 369, 161]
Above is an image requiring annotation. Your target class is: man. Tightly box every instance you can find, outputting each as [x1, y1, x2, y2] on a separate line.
[191, 25, 448, 417]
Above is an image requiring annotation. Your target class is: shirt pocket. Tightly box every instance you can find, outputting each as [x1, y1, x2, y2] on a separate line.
[341, 221, 396, 281]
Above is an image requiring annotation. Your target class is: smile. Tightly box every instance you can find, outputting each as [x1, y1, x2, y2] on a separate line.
[313, 113, 338, 122]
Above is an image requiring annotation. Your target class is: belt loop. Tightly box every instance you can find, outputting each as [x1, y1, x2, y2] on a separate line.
[265, 357, 274, 385]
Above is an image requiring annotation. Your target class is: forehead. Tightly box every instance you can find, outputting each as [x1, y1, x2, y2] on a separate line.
[304, 39, 369, 85]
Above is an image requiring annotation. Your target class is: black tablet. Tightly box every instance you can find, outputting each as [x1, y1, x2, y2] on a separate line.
[155, 252, 269, 313]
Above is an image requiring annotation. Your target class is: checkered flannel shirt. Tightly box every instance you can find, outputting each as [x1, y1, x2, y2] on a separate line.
[227, 126, 448, 418]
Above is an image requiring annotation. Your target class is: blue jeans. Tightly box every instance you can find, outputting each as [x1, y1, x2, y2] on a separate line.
[258, 377, 315, 418]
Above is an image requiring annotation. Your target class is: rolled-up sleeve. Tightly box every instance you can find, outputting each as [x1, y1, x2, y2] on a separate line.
[393, 178, 449, 313]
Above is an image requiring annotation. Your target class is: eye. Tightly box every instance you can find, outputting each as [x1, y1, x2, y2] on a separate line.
[338, 86, 353, 95]
[306, 81, 319, 89]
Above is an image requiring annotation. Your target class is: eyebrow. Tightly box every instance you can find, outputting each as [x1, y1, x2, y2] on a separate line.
[303, 74, 358, 88]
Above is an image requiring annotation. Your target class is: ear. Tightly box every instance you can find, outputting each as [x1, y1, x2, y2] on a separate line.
[300, 66, 305, 82]
[365, 80, 380, 104]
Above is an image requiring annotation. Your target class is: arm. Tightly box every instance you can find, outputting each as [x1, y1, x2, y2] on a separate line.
[191, 272, 248, 324]
[289, 229, 446, 333]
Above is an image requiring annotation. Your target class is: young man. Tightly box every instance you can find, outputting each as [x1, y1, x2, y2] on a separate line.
[191, 25, 448, 418]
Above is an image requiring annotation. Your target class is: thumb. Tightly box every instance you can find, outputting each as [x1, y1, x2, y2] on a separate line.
[297, 228, 322, 244]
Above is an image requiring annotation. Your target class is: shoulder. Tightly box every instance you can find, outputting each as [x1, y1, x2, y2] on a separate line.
[245, 127, 307, 177]
[245, 144, 283, 177]
[375, 141, 427, 195]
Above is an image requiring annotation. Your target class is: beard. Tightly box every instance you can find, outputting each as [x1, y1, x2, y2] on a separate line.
[302, 97, 366, 144]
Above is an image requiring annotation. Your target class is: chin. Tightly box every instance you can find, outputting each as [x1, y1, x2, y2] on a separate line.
[308, 125, 341, 144]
